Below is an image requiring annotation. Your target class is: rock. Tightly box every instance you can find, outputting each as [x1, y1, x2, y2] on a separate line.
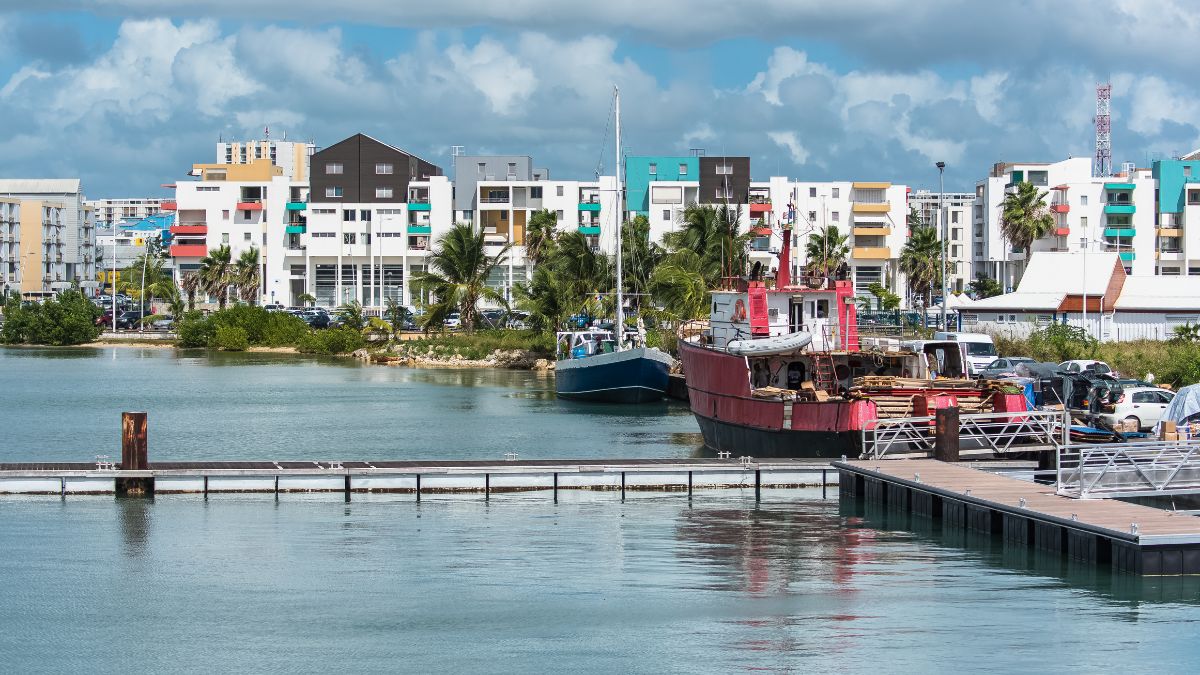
[352, 349, 370, 361]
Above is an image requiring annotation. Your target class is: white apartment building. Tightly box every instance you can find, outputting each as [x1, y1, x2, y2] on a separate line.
[216, 138, 315, 182]
[86, 198, 164, 228]
[973, 157, 1156, 292]
[0, 198, 19, 293]
[0, 180, 95, 294]
[910, 190, 975, 293]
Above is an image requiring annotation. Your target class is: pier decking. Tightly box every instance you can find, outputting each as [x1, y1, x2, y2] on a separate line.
[836, 458, 1200, 575]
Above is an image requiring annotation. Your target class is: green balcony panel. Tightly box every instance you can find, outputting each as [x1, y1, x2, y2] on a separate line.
[1119, 251, 1135, 262]
[1104, 204, 1136, 215]
[285, 225, 305, 234]
[1103, 227, 1136, 237]
[578, 203, 602, 212]
[579, 226, 601, 235]
[407, 203, 432, 211]
[1104, 182, 1135, 191]
[407, 225, 432, 234]
[286, 202, 307, 211]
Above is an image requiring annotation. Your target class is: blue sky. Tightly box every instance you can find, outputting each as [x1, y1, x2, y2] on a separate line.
[0, 2, 1197, 197]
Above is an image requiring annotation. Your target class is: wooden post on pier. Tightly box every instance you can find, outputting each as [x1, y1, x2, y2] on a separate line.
[116, 411, 153, 497]
[934, 407, 960, 463]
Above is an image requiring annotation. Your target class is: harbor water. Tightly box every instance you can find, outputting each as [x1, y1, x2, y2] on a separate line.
[3, 348, 1200, 671]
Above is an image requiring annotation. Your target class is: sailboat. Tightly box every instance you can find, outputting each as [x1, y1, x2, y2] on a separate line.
[555, 86, 675, 403]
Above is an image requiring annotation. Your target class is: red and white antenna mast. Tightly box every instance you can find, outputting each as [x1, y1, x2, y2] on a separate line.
[1094, 83, 1111, 177]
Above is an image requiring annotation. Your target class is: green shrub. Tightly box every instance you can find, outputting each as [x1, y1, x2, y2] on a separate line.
[0, 289, 102, 345]
[175, 311, 213, 347]
[297, 326, 365, 354]
[212, 324, 249, 351]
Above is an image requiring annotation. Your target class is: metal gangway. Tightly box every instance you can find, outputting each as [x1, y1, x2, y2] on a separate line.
[861, 409, 1066, 460]
[1057, 439, 1200, 498]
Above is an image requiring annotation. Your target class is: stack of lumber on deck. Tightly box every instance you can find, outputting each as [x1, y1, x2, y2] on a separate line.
[848, 376, 994, 419]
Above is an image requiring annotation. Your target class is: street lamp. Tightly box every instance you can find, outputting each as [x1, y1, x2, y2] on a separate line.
[936, 161, 947, 331]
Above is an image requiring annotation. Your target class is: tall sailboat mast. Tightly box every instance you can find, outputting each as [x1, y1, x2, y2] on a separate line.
[614, 86, 625, 349]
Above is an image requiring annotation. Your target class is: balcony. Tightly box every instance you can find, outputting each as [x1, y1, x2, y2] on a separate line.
[1103, 227, 1135, 237]
[170, 224, 207, 235]
[1054, 226, 1070, 236]
[852, 225, 891, 236]
[1158, 228, 1184, 237]
[578, 202, 601, 212]
[749, 202, 772, 214]
[579, 225, 601, 235]
[285, 201, 307, 211]
[169, 244, 208, 257]
[1104, 204, 1135, 215]
[750, 226, 771, 236]
[1104, 182, 1135, 191]
[1119, 251, 1135, 262]
[160, 201, 177, 211]
[407, 203, 432, 212]
[236, 201, 264, 211]
[1050, 203, 1070, 213]
[407, 224, 432, 234]
[852, 246, 891, 260]
[851, 202, 890, 214]
[285, 225, 306, 234]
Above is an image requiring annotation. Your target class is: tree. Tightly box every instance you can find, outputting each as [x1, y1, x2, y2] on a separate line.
[0, 287, 102, 345]
[899, 225, 943, 308]
[524, 209, 558, 271]
[198, 245, 234, 309]
[804, 225, 850, 279]
[297, 292, 317, 307]
[907, 205, 922, 230]
[860, 282, 901, 311]
[666, 204, 752, 286]
[234, 247, 262, 304]
[648, 250, 709, 321]
[336, 300, 366, 331]
[117, 252, 171, 313]
[384, 297, 412, 339]
[969, 274, 1003, 299]
[1000, 181, 1055, 258]
[621, 214, 665, 310]
[180, 272, 202, 311]
[412, 222, 510, 333]
[515, 264, 575, 334]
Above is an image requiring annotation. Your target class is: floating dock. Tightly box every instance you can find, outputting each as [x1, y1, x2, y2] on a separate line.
[836, 458, 1200, 576]
[0, 458, 840, 497]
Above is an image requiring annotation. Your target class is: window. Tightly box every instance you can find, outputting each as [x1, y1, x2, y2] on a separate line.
[555, 210, 564, 221]
[375, 163, 393, 175]
[197, 186, 219, 192]
[222, 210, 230, 220]
[679, 163, 688, 175]
[951, 211, 960, 223]
[808, 211, 817, 222]
[360, 210, 371, 221]
[556, 186, 564, 197]
[242, 210, 252, 219]
[1189, 189, 1200, 205]
[715, 187, 731, 199]
[312, 209, 335, 214]
[809, 187, 817, 198]
[222, 233, 230, 244]
[831, 211, 839, 222]
[376, 187, 393, 199]
[1190, 267, 1200, 276]
[343, 210, 356, 222]
[530, 187, 542, 199]
[343, 233, 357, 245]
[326, 163, 343, 175]
[477, 163, 486, 177]
[832, 188, 840, 198]
[326, 187, 343, 198]
[663, 209, 671, 220]
[500, 212, 508, 221]
[1081, 195, 1088, 206]
[648, 163, 657, 175]
[716, 163, 733, 175]
[952, 245, 961, 257]
[1186, 166, 1193, 177]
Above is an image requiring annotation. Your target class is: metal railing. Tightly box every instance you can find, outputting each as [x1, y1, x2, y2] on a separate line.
[1057, 439, 1200, 498]
[862, 409, 1066, 460]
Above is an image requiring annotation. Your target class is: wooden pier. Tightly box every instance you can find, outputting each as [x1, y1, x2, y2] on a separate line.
[835, 458, 1200, 576]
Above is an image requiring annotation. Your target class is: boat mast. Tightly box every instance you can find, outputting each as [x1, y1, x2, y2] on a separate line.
[614, 85, 625, 350]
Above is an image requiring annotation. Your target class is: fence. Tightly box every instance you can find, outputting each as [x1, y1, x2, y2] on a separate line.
[861, 409, 1066, 460]
[1057, 439, 1200, 498]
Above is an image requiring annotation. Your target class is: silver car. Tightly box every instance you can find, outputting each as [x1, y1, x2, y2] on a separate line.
[977, 357, 1036, 379]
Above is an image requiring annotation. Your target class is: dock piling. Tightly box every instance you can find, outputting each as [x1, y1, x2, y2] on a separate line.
[115, 412, 153, 497]
[934, 407, 960, 463]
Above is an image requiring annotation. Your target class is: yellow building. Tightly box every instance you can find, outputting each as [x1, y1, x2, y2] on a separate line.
[18, 200, 66, 294]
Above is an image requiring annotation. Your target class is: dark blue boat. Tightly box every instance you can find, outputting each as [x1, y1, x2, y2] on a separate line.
[555, 332, 673, 403]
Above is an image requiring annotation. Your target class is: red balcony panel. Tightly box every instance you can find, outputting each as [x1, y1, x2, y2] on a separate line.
[1052, 184, 1069, 191]
[160, 201, 178, 211]
[236, 201, 264, 211]
[751, 226, 771, 236]
[1050, 204, 1069, 213]
[170, 244, 208, 257]
[170, 224, 207, 235]
[1054, 227, 1070, 236]
[749, 202, 772, 213]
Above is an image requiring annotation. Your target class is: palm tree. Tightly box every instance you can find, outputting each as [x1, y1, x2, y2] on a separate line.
[198, 245, 234, 309]
[666, 204, 752, 286]
[384, 297, 412, 339]
[180, 272, 202, 311]
[411, 222, 510, 333]
[336, 299, 366, 331]
[297, 292, 317, 308]
[804, 225, 850, 279]
[234, 247, 262, 304]
[514, 264, 575, 334]
[621, 214, 665, 309]
[648, 250, 708, 321]
[524, 209, 558, 271]
[1000, 181, 1055, 258]
[899, 225, 943, 308]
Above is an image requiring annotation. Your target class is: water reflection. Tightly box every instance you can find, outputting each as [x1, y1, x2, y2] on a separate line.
[117, 498, 151, 557]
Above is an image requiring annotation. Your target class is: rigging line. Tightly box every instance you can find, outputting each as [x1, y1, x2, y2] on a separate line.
[594, 90, 617, 179]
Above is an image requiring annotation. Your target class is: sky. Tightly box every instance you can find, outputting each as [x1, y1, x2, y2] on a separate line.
[0, 1, 1198, 198]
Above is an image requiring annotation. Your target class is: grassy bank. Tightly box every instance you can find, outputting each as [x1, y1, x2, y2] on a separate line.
[391, 330, 554, 361]
[993, 326, 1200, 387]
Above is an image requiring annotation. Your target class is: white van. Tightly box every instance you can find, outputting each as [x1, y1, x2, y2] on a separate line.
[933, 332, 997, 375]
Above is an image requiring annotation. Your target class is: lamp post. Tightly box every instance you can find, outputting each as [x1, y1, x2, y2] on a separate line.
[936, 161, 947, 330]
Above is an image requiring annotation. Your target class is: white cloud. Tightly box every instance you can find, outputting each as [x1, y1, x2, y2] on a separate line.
[767, 131, 808, 165]
[1127, 76, 1199, 136]
[446, 38, 537, 115]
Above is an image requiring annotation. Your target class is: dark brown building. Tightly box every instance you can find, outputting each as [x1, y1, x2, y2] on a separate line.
[699, 156, 750, 205]
[309, 134, 442, 203]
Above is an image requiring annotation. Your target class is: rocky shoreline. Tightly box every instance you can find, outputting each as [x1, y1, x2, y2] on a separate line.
[356, 347, 554, 371]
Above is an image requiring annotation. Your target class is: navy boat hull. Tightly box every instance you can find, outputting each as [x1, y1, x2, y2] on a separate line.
[555, 347, 673, 403]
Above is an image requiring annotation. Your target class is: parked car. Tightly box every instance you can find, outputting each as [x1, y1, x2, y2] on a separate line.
[443, 312, 461, 329]
[1116, 377, 1156, 389]
[263, 303, 285, 312]
[301, 310, 330, 329]
[115, 310, 146, 330]
[1099, 386, 1176, 431]
[977, 356, 1036, 379]
[96, 312, 115, 327]
[1058, 360, 1117, 377]
[151, 316, 174, 330]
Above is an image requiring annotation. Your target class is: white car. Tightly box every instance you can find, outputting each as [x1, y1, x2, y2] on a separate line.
[1099, 386, 1175, 431]
[1058, 359, 1117, 377]
[443, 312, 461, 329]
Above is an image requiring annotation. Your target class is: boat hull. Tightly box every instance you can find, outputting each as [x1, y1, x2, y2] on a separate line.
[555, 347, 672, 403]
[693, 412, 860, 458]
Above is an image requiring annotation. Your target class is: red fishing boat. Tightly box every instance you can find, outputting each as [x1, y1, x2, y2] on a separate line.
[678, 229, 1021, 458]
